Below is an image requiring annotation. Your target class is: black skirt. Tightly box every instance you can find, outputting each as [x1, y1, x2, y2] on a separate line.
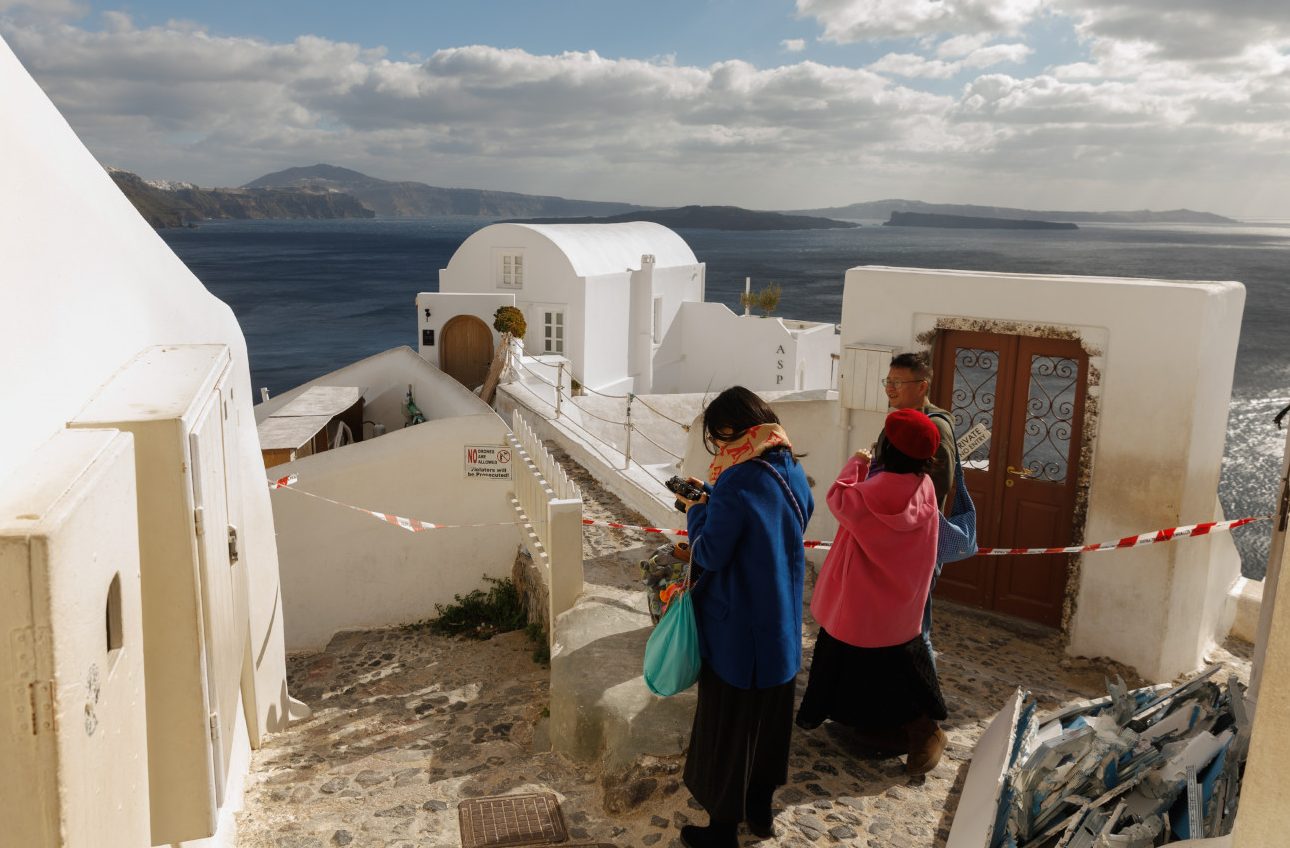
[683, 664, 795, 823]
[796, 626, 947, 730]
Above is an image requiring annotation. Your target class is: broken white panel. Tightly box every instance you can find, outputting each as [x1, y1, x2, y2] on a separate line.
[1138, 703, 1201, 743]
[946, 688, 1025, 848]
[1035, 719, 1066, 745]
[1159, 729, 1234, 784]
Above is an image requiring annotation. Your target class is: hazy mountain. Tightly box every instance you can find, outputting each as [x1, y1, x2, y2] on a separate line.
[109, 168, 374, 228]
[885, 211, 1078, 230]
[792, 199, 1237, 224]
[244, 164, 649, 218]
[503, 205, 859, 231]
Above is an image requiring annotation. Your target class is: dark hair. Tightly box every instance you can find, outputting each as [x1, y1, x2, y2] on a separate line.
[890, 351, 933, 381]
[881, 442, 937, 477]
[702, 386, 780, 455]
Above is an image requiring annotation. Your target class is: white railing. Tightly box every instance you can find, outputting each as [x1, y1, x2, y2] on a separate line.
[509, 409, 584, 634]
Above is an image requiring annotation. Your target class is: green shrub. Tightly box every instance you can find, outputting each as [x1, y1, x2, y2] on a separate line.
[756, 282, 782, 317]
[428, 577, 526, 639]
[526, 622, 550, 665]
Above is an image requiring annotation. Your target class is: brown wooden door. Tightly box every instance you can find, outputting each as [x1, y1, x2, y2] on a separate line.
[440, 315, 493, 390]
[932, 331, 1087, 626]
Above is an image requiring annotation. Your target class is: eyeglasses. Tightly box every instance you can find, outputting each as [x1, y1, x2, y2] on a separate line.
[880, 377, 928, 388]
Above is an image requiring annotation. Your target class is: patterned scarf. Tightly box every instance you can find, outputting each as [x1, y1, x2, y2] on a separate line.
[706, 423, 792, 484]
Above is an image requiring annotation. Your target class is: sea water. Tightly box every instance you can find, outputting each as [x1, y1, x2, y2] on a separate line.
[160, 217, 1290, 577]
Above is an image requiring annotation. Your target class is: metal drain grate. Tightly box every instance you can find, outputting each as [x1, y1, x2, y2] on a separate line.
[458, 792, 569, 848]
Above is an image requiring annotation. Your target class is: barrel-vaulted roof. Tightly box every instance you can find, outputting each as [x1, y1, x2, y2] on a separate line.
[505, 222, 698, 278]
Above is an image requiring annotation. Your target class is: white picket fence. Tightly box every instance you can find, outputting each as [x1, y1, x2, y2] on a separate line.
[509, 409, 584, 633]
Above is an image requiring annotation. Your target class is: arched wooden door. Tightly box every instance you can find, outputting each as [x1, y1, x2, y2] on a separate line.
[932, 330, 1088, 627]
[440, 315, 493, 391]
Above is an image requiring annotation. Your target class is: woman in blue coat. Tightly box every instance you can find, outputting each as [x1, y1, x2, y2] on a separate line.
[674, 386, 814, 848]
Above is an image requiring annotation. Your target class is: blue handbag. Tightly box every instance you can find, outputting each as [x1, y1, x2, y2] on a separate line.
[930, 412, 978, 565]
[642, 572, 701, 697]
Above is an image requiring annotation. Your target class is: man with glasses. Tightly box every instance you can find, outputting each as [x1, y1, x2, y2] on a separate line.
[874, 351, 954, 509]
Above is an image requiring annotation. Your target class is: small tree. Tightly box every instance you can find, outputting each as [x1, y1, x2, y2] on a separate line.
[481, 306, 527, 405]
[755, 282, 782, 317]
[739, 290, 757, 314]
[493, 305, 526, 338]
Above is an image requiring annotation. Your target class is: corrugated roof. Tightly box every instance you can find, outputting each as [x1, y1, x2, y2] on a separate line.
[508, 221, 698, 277]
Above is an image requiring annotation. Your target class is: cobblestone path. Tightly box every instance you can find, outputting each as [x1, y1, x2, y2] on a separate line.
[236, 447, 1250, 848]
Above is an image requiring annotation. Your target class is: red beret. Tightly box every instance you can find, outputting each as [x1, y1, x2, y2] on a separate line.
[885, 408, 940, 460]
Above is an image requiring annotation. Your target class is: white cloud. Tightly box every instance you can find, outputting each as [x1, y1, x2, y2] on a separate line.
[0, 0, 83, 14]
[1057, 0, 1290, 62]
[781, 38, 806, 52]
[936, 33, 993, 59]
[4, 8, 1290, 214]
[796, 0, 1047, 42]
[0, 17, 954, 200]
[871, 42, 1030, 78]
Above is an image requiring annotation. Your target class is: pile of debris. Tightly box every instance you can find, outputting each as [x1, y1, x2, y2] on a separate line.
[989, 666, 1250, 847]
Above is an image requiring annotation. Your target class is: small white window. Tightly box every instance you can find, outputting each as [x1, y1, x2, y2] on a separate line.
[652, 296, 664, 345]
[543, 310, 565, 354]
[498, 252, 524, 289]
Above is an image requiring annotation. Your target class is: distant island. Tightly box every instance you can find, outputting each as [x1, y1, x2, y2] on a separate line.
[502, 205, 859, 231]
[108, 161, 1242, 230]
[885, 211, 1078, 231]
[109, 168, 374, 228]
[244, 164, 647, 219]
[794, 198, 1236, 225]
[110, 163, 650, 228]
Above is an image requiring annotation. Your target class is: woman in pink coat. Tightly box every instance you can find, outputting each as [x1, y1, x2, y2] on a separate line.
[795, 407, 948, 775]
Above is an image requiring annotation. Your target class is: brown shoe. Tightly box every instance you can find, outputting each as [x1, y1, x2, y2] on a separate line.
[903, 716, 947, 775]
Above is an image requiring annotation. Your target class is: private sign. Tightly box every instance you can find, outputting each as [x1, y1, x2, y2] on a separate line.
[465, 445, 512, 479]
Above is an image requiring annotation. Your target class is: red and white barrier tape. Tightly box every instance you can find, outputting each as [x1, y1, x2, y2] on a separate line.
[580, 518, 834, 548]
[974, 516, 1267, 556]
[270, 476, 1266, 554]
[267, 475, 515, 533]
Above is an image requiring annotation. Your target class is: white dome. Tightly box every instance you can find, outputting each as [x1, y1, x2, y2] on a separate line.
[504, 221, 698, 277]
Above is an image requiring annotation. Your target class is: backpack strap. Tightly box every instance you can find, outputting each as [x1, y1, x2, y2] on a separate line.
[752, 457, 807, 532]
[926, 410, 960, 466]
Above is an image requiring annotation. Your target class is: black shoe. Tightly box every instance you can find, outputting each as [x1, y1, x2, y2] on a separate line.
[746, 813, 776, 840]
[795, 712, 823, 731]
[680, 822, 738, 848]
[745, 782, 776, 839]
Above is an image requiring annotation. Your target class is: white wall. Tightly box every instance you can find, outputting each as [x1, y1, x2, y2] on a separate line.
[0, 34, 289, 842]
[581, 272, 630, 391]
[655, 301, 838, 394]
[440, 223, 577, 296]
[269, 412, 521, 652]
[416, 292, 515, 370]
[838, 266, 1245, 681]
[650, 262, 705, 332]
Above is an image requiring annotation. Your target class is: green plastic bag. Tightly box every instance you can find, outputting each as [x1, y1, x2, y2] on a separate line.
[643, 588, 701, 696]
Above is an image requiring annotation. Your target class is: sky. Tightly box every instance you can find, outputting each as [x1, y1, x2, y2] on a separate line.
[2, 1, 1289, 217]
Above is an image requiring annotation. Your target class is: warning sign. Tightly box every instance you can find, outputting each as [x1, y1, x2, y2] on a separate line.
[465, 445, 512, 479]
[956, 422, 991, 458]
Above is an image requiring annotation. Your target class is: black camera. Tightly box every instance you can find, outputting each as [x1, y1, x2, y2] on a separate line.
[666, 476, 705, 513]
